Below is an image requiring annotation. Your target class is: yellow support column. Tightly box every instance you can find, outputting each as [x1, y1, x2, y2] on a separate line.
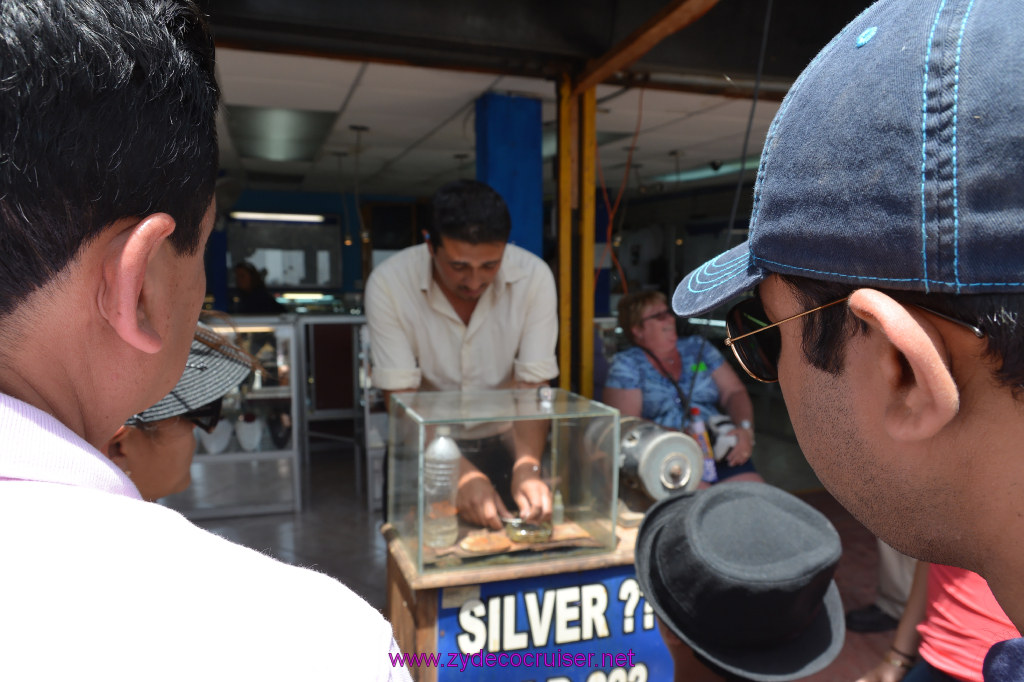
[556, 75, 575, 391]
[579, 87, 596, 398]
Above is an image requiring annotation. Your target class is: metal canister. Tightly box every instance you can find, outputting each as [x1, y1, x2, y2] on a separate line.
[618, 417, 703, 500]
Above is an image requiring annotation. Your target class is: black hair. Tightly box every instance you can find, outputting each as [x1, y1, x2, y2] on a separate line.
[778, 274, 1024, 394]
[428, 179, 511, 248]
[0, 0, 219, 317]
[234, 261, 266, 287]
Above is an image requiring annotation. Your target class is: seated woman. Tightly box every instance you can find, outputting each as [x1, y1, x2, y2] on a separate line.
[106, 323, 258, 501]
[603, 290, 762, 486]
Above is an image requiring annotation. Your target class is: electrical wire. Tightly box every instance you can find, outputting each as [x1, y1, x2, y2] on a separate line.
[595, 86, 646, 297]
[724, 0, 774, 247]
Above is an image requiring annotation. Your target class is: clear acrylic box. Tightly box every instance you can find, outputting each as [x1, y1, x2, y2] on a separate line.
[387, 388, 620, 574]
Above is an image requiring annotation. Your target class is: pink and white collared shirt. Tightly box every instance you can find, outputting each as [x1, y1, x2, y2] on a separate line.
[0, 391, 410, 680]
[0, 392, 140, 498]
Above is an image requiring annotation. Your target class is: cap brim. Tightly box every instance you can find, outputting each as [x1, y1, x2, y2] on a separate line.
[672, 241, 766, 317]
[635, 491, 845, 682]
[132, 328, 254, 423]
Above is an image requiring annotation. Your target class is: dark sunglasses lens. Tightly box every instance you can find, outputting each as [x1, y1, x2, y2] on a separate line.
[186, 398, 222, 432]
[727, 298, 780, 381]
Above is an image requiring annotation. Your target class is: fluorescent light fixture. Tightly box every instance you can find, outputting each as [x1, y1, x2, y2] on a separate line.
[687, 317, 727, 328]
[652, 155, 762, 186]
[229, 211, 325, 223]
[209, 325, 278, 334]
[280, 292, 326, 300]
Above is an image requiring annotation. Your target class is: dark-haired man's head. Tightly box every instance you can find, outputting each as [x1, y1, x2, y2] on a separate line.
[0, 0, 219, 318]
[427, 180, 510, 304]
[670, 0, 1024, 614]
[428, 179, 511, 248]
[0, 0, 220, 452]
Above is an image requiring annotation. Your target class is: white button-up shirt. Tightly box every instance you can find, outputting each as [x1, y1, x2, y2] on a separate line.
[365, 243, 559, 392]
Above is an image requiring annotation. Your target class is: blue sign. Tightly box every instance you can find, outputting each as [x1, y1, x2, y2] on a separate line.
[434, 565, 672, 682]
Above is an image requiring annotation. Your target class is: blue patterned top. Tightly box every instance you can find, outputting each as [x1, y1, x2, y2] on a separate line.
[605, 336, 725, 430]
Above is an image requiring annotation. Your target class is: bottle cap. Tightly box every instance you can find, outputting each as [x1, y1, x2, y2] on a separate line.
[436, 426, 451, 436]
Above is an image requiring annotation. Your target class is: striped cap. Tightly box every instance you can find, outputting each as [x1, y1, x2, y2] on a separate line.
[127, 323, 257, 424]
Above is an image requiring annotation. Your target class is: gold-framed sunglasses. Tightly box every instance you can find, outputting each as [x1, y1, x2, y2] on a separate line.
[724, 295, 984, 383]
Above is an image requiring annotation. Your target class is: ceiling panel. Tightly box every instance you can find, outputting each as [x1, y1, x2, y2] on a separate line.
[215, 46, 783, 200]
[363, 62, 502, 96]
[217, 48, 363, 111]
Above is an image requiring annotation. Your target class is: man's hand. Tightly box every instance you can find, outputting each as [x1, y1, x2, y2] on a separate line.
[854, 659, 911, 682]
[456, 471, 510, 530]
[511, 459, 551, 522]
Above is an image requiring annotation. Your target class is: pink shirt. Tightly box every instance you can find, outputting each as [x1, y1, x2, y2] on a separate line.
[918, 564, 1020, 682]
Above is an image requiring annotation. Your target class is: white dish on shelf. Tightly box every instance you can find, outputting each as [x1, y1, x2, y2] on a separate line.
[235, 417, 264, 452]
[197, 420, 233, 454]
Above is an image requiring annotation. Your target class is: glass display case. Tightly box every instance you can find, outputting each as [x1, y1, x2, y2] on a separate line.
[160, 315, 302, 519]
[387, 388, 620, 574]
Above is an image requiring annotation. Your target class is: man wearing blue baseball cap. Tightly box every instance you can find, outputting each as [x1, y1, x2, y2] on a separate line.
[672, 0, 1024, 675]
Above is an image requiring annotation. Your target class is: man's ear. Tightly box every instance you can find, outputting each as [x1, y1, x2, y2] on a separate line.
[106, 425, 132, 460]
[97, 213, 176, 354]
[847, 289, 960, 442]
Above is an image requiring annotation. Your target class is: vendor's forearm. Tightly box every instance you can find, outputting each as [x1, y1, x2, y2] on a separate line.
[512, 418, 548, 465]
[381, 387, 416, 412]
[511, 379, 551, 464]
[457, 454, 490, 486]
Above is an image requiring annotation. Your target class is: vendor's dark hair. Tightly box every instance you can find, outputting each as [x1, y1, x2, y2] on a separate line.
[0, 0, 219, 317]
[428, 179, 511, 248]
[778, 274, 1024, 394]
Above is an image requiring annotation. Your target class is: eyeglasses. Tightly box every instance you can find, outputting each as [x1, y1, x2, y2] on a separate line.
[641, 309, 675, 324]
[724, 295, 986, 383]
[724, 296, 849, 383]
[182, 397, 223, 433]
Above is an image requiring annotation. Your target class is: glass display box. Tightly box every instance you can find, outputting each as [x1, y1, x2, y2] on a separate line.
[160, 315, 302, 519]
[387, 388, 620, 574]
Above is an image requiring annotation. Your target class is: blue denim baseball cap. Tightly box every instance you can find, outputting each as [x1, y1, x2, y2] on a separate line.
[674, 0, 1024, 318]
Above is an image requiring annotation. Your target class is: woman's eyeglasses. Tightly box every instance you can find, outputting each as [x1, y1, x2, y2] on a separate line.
[641, 309, 675, 323]
[182, 398, 223, 433]
[724, 295, 985, 383]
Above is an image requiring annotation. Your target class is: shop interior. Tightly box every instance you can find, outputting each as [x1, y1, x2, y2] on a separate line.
[170, 1, 893, 678]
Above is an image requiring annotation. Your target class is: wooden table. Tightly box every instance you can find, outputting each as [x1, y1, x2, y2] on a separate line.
[383, 523, 671, 682]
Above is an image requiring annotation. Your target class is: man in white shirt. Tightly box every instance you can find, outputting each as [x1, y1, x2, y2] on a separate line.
[0, 3, 409, 679]
[366, 179, 558, 529]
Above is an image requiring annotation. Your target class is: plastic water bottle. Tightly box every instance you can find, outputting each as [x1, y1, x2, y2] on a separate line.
[686, 407, 718, 484]
[551, 490, 565, 526]
[423, 426, 461, 548]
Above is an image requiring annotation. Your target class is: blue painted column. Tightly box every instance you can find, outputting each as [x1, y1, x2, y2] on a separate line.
[205, 229, 229, 312]
[475, 92, 543, 257]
